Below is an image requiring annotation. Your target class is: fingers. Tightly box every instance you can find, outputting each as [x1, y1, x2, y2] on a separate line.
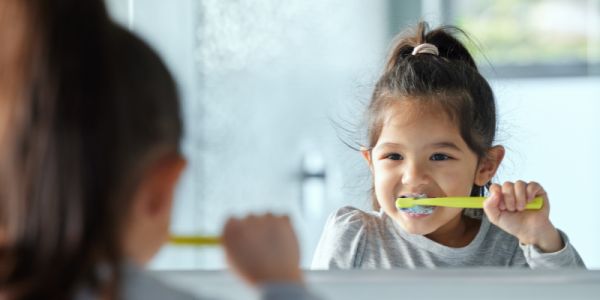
[483, 183, 502, 222]
[514, 180, 527, 211]
[502, 181, 516, 211]
[483, 180, 553, 242]
[221, 212, 302, 286]
[526, 181, 544, 201]
[492, 181, 546, 212]
[223, 213, 290, 246]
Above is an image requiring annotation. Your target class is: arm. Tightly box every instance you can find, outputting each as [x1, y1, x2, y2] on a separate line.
[311, 206, 368, 270]
[519, 229, 586, 269]
[484, 181, 585, 268]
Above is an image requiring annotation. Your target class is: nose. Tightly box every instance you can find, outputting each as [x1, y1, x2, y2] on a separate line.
[401, 161, 429, 187]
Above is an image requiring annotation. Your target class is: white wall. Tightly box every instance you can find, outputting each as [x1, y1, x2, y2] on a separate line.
[492, 76, 600, 268]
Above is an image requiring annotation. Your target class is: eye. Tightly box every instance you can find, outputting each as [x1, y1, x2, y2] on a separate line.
[430, 153, 451, 161]
[384, 153, 403, 161]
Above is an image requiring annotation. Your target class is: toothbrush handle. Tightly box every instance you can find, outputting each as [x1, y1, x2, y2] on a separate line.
[169, 235, 221, 246]
[525, 197, 544, 209]
[417, 196, 544, 209]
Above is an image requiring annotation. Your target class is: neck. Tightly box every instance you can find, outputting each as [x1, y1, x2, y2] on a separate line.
[425, 213, 480, 247]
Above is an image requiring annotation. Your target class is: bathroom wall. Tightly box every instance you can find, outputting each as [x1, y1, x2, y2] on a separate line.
[107, 0, 389, 269]
[492, 76, 600, 268]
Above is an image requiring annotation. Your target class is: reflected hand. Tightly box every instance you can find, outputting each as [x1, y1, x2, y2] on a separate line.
[222, 213, 303, 286]
[483, 181, 563, 253]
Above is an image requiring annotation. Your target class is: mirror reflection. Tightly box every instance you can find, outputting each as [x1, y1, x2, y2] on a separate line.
[105, 0, 600, 270]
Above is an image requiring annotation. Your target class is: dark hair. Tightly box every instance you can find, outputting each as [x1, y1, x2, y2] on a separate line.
[0, 1, 182, 299]
[367, 22, 496, 210]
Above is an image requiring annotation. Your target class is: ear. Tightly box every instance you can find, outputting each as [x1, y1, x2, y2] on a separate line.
[133, 153, 187, 218]
[124, 153, 187, 264]
[474, 145, 505, 186]
[360, 147, 373, 170]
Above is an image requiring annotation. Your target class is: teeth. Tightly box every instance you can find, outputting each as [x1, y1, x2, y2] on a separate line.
[398, 193, 434, 215]
[401, 205, 435, 215]
[399, 193, 427, 199]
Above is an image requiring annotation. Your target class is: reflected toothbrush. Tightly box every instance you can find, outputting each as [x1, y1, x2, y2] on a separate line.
[396, 196, 544, 210]
[169, 235, 221, 246]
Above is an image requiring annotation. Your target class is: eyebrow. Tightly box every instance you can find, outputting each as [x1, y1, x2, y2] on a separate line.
[374, 141, 463, 152]
[431, 142, 462, 151]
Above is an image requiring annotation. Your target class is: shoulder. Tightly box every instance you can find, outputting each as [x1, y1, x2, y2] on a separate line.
[311, 206, 381, 269]
[324, 206, 381, 234]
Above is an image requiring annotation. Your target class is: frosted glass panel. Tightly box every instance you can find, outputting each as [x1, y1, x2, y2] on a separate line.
[107, 0, 388, 269]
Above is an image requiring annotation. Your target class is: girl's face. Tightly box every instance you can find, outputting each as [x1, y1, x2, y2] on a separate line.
[364, 100, 493, 235]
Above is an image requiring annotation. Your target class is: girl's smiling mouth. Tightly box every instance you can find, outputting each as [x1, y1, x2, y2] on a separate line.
[398, 193, 436, 216]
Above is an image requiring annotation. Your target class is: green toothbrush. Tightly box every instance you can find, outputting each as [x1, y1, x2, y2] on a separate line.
[396, 196, 544, 210]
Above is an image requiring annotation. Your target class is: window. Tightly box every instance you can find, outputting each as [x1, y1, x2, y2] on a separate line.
[447, 0, 600, 77]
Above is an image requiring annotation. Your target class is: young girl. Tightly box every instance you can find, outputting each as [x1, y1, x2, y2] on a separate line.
[0, 1, 316, 299]
[311, 22, 585, 269]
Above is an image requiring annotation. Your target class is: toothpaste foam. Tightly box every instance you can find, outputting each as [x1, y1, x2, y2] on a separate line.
[399, 193, 434, 215]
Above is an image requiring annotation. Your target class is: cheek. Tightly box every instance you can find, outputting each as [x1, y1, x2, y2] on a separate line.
[433, 165, 478, 195]
[372, 165, 398, 195]
[373, 163, 399, 182]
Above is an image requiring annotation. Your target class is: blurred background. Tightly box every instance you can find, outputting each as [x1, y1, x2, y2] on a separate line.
[105, 0, 600, 269]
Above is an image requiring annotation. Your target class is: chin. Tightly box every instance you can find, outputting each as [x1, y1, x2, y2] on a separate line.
[397, 219, 436, 235]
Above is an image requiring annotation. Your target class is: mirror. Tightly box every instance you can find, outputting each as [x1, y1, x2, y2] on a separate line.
[105, 0, 600, 270]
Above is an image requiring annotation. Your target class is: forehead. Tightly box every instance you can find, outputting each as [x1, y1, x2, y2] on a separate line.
[375, 99, 465, 146]
[382, 98, 457, 129]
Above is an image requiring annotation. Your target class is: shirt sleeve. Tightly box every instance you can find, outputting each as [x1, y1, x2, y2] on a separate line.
[519, 229, 586, 269]
[310, 206, 369, 270]
[260, 283, 322, 300]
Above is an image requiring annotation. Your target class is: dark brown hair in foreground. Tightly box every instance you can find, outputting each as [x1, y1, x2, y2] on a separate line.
[0, 1, 182, 299]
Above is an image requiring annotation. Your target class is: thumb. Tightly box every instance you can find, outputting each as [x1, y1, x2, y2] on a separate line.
[483, 184, 502, 223]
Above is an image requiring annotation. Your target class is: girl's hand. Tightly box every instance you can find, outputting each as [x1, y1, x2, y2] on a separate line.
[483, 181, 563, 253]
[222, 213, 303, 286]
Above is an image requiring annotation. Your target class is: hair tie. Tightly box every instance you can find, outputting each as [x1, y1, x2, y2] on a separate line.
[412, 43, 439, 56]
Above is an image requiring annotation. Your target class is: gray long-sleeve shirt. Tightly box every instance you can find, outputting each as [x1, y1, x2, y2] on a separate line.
[311, 206, 585, 269]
